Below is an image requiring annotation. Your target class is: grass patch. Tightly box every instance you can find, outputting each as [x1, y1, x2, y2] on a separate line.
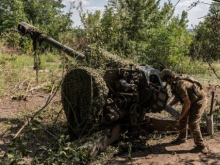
[40, 53, 61, 69]
[175, 59, 209, 74]
[193, 73, 220, 86]
[0, 52, 66, 97]
[11, 55, 33, 68]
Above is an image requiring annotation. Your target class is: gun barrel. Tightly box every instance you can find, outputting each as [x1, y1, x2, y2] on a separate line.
[18, 22, 37, 34]
[41, 34, 85, 60]
[17, 22, 85, 60]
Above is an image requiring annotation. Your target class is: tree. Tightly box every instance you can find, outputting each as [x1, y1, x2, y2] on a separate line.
[80, 0, 192, 70]
[80, 0, 174, 57]
[190, 2, 220, 61]
[0, 0, 74, 39]
[0, 0, 75, 53]
[139, 10, 192, 69]
[0, 0, 27, 34]
[21, 0, 74, 40]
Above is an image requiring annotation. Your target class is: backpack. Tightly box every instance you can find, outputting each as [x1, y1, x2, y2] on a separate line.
[173, 74, 206, 103]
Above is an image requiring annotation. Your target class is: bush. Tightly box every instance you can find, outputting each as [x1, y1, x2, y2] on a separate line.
[1, 32, 33, 54]
[172, 58, 208, 74]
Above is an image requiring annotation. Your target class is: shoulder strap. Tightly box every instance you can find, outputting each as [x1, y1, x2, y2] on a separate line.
[176, 75, 203, 89]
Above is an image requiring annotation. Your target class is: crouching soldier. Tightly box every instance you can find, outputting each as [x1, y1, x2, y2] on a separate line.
[160, 69, 208, 154]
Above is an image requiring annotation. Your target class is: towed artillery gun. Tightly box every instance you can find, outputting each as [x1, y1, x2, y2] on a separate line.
[17, 22, 180, 157]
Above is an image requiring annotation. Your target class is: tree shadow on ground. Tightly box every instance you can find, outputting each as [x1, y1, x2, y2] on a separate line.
[0, 117, 68, 161]
[108, 135, 220, 165]
[0, 117, 25, 139]
[0, 117, 25, 161]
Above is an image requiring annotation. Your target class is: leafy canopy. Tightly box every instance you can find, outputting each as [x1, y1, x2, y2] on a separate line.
[80, 0, 192, 70]
[190, 2, 220, 61]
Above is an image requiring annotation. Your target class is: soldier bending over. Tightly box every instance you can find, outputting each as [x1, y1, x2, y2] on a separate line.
[160, 69, 208, 154]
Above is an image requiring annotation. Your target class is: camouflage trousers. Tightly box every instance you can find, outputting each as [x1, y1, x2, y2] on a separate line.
[178, 98, 207, 146]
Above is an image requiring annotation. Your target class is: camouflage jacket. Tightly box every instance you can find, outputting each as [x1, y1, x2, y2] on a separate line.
[171, 75, 206, 104]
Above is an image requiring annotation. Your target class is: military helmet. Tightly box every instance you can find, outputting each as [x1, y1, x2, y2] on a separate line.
[160, 69, 174, 82]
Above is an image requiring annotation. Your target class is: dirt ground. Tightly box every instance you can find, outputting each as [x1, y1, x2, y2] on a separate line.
[0, 93, 48, 156]
[0, 87, 220, 164]
[107, 132, 220, 165]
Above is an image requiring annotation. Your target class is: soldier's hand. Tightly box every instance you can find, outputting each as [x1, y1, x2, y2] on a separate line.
[176, 115, 184, 121]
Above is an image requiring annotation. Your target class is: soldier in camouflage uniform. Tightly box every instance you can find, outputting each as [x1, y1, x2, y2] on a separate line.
[160, 69, 208, 154]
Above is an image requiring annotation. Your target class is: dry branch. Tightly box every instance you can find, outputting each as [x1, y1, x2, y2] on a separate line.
[28, 82, 49, 92]
[13, 81, 60, 139]
[208, 62, 220, 80]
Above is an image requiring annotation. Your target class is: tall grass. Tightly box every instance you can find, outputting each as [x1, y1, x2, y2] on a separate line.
[0, 52, 64, 96]
[40, 53, 60, 68]
[174, 58, 209, 75]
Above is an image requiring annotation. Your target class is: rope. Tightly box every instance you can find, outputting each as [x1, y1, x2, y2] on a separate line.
[32, 31, 42, 83]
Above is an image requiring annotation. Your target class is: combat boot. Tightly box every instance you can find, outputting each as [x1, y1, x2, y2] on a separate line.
[190, 145, 209, 154]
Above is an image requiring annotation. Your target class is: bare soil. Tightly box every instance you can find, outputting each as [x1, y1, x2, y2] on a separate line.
[0, 87, 220, 164]
[108, 133, 220, 165]
[0, 44, 22, 55]
[0, 92, 61, 160]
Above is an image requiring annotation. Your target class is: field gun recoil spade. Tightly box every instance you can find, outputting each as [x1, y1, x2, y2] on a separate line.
[16, 22, 181, 158]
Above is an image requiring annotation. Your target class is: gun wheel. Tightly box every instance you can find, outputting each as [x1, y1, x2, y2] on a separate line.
[61, 67, 108, 139]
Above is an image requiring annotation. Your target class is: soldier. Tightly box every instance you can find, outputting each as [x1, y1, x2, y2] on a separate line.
[160, 69, 208, 154]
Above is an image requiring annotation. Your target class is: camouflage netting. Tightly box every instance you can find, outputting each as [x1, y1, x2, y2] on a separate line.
[61, 67, 108, 138]
[83, 46, 133, 70]
[62, 47, 137, 138]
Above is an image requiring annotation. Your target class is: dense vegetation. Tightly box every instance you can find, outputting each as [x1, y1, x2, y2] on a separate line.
[79, 0, 192, 71]
[1, 0, 219, 74]
[0, 0, 220, 164]
[190, 2, 220, 61]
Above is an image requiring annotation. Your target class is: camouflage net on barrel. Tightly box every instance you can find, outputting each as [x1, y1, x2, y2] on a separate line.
[83, 46, 132, 70]
[61, 67, 108, 138]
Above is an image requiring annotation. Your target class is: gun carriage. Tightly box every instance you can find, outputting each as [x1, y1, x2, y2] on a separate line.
[17, 22, 180, 157]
